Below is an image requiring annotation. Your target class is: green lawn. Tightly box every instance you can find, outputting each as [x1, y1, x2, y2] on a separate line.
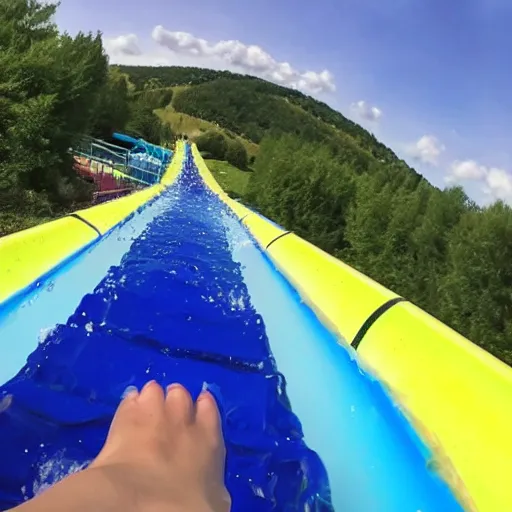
[156, 107, 259, 158]
[204, 159, 252, 200]
[156, 107, 216, 140]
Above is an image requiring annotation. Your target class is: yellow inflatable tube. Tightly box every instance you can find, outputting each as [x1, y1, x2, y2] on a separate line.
[192, 143, 512, 512]
[0, 141, 185, 306]
[359, 302, 512, 511]
[192, 144, 398, 344]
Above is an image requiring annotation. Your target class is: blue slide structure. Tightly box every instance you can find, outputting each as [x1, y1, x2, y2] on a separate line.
[0, 143, 495, 511]
[113, 132, 173, 185]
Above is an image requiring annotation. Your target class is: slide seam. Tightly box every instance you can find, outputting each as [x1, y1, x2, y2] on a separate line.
[266, 231, 292, 250]
[352, 297, 407, 350]
[67, 213, 102, 237]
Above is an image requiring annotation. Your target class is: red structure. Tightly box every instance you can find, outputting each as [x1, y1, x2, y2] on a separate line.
[73, 156, 138, 204]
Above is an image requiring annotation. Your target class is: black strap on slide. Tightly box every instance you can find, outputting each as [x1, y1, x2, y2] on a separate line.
[266, 231, 292, 250]
[352, 297, 407, 350]
[68, 213, 102, 238]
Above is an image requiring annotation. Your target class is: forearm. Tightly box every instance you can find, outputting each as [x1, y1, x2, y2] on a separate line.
[10, 467, 136, 512]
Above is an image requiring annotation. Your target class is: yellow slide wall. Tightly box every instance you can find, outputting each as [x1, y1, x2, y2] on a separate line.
[0, 217, 98, 305]
[0, 141, 185, 306]
[192, 144, 512, 512]
[359, 302, 512, 512]
[2, 140, 511, 510]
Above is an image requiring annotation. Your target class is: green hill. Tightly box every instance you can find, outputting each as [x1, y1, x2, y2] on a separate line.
[155, 107, 259, 158]
[116, 65, 512, 367]
[116, 65, 408, 164]
[117, 65, 421, 198]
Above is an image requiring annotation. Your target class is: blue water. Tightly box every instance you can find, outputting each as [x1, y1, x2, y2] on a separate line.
[0, 146, 464, 512]
[0, 150, 333, 510]
[0, 192, 177, 387]
[222, 205, 464, 512]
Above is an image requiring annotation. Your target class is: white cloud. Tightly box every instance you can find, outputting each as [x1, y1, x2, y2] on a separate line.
[103, 29, 336, 94]
[350, 100, 382, 122]
[485, 168, 512, 202]
[447, 160, 487, 181]
[151, 26, 336, 94]
[445, 160, 512, 204]
[104, 34, 142, 56]
[407, 135, 445, 166]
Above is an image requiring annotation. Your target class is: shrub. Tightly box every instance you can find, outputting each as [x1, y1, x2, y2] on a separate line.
[195, 131, 227, 160]
[225, 139, 248, 169]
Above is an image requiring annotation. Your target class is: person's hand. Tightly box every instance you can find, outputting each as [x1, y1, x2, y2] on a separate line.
[11, 381, 231, 512]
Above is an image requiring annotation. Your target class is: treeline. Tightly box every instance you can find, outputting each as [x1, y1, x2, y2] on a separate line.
[4, 6, 509, 365]
[118, 65, 399, 163]
[173, 79, 331, 143]
[247, 136, 512, 366]
[196, 131, 249, 169]
[89, 71, 172, 146]
[172, 78, 421, 193]
[0, 0, 173, 236]
[114, 65, 253, 90]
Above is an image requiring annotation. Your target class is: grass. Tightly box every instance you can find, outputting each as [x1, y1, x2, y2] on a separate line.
[170, 85, 190, 103]
[156, 107, 259, 158]
[204, 159, 252, 200]
[156, 108, 215, 139]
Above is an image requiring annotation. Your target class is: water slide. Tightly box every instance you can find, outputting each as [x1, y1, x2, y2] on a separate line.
[1, 142, 511, 511]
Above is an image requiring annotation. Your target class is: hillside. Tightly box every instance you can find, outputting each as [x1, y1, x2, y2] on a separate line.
[118, 65, 512, 367]
[117, 65, 421, 191]
[116, 65, 409, 166]
[155, 106, 259, 157]
[5, 21, 510, 369]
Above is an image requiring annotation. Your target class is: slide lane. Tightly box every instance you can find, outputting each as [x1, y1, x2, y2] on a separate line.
[0, 147, 462, 511]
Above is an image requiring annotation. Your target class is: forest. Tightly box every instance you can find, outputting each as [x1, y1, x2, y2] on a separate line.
[121, 68, 512, 366]
[0, 0, 173, 236]
[247, 135, 512, 366]
[3, 0, 512, 366]
[120, 64, 400, 163]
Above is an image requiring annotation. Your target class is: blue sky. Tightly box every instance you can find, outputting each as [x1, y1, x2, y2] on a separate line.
[56, 0, 512, 204]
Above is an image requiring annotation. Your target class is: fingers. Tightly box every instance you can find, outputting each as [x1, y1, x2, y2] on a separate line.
[195, 391, 224, 448]
[138, 380, 165, 407]
[164, 384, 222, 435]
[195, 391, 221, 431]
[107, 385, 141, 432]
[141, 381, 223, 446]
[165, 383, 195, 424]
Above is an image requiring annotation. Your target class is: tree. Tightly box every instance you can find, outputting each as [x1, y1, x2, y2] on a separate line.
[408, 186, 473, 316]
[439, 202, 512, 365]
[144, 78, 163, 90]
[195, 131, 227, 160]
[160, 122, 174, 145]
[247, 135, 356, 254]
[90, 68, 131, 140]
[133, 87, 173, 110]
[0, 0, 108, 201]
[342, 171, 394, 277]
[225, 139, 248, 169]
[371, 179, 431, 296]
[126, 101, 163, 145]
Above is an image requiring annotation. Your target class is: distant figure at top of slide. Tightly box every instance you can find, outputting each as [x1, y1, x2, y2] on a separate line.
[8, 381, 231, 512]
